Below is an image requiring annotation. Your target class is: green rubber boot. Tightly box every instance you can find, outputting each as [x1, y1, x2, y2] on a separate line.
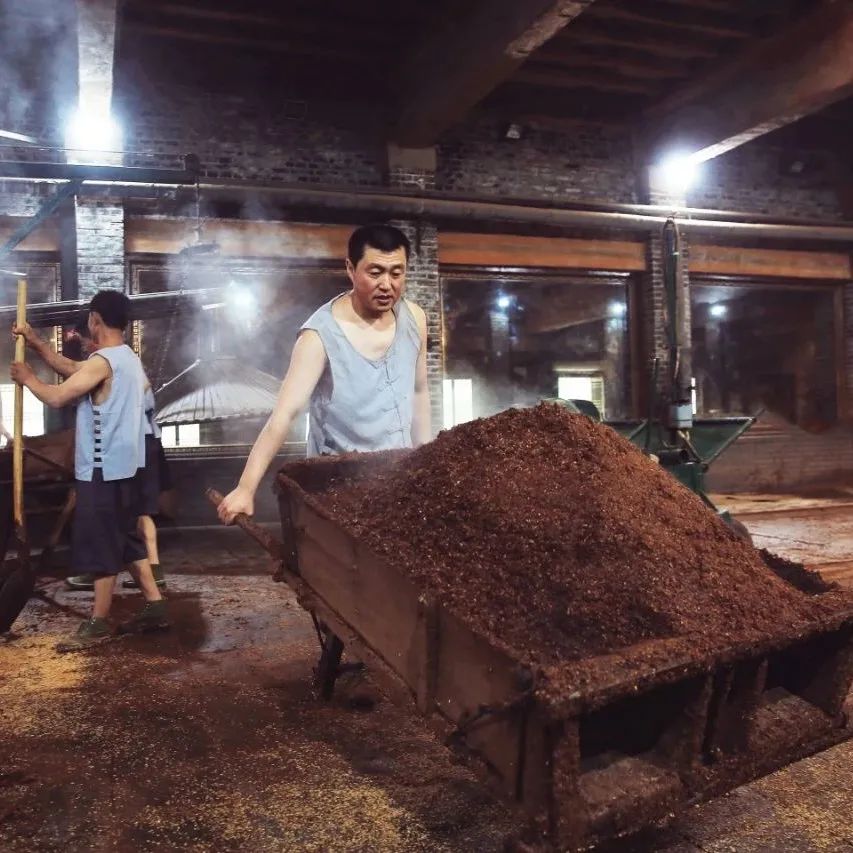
[56, 617, 112, 652]
[118, 600, 170, 635]
[65, 574, 95, 591]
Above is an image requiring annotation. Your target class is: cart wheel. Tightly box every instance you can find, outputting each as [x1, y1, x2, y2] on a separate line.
[0, 488, 12, 569]
[314, 632, 344, 700]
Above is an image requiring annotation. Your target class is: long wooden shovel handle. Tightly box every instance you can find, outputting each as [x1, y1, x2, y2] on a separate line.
[205, 488, 284, 559]
[13, 278, 26, 529]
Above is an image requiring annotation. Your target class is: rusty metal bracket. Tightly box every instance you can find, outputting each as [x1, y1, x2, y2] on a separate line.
[0, 180, 83, 263]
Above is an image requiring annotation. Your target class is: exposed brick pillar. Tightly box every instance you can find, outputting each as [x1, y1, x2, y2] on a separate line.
[75, 197, 125, 298]
[640, 227, 692, 415]
[386, 144, 443, 437]
[641, 232, 669, 412]
[391, 219, 442, 436]
[639, 166, 693, 417]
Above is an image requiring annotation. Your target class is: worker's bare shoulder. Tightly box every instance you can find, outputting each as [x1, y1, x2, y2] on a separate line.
[292, 328, 327, 364]
[85, 353, 113, 378]
[405, 299, 428, 335]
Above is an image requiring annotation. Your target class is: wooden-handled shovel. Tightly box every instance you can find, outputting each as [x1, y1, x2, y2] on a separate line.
[0, 278, 34, 633]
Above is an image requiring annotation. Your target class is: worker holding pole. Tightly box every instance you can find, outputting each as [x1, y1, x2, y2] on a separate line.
[11, 289, 168, 651]
[60, 317, 169, 593]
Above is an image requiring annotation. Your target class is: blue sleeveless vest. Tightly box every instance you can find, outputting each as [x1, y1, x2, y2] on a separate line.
[301, 295, 421, 456]
[143, 386, 161, 439]
[75, 344, 147, 481]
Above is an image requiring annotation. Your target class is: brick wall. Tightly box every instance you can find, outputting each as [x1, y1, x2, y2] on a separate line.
[708, 414, 853, 493]
[687, 143, 844, 220]
[436, 115, 639, 204]
[74, 198, 124, 297]
[118, 84, 386, 187]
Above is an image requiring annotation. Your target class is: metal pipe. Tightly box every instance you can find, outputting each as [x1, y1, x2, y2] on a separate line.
[2, 172, 853, 243]
[157, 182, 853, 245]
[0, 287, 224, 328]
[0, 180, 82, 262]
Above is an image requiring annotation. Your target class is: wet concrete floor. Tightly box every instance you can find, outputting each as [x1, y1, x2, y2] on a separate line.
[1, 512, 852, 852]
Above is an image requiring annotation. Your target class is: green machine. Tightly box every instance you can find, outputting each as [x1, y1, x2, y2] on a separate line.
[550, 399, 754, 530]
[547, 219, 756, 534]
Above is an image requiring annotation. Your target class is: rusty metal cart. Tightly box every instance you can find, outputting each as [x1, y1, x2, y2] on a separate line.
[0, 430, 75, 631]
[211, 452, 853, 851]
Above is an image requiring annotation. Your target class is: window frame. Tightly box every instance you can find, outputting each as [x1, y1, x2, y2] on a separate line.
[689, 273, 847, 426]
[439, 264, 641, 420]
[127, 255, 348, 458]
[0, 255, 62, 436]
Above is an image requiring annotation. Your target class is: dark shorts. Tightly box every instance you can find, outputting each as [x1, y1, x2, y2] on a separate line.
[139, 435, 171, 516]
[71, 470, 147, 577]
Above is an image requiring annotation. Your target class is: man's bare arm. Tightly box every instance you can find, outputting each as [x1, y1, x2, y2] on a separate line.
[218, 330, 327, 522]
[409, 302, 431, 447]
[13, 323, 82, 378]
[11, 355, 110, 408]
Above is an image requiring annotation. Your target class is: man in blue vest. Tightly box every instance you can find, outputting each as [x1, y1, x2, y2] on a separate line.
[11, 290, 168, 651]
[218, 223, 431, 524]
[60, 317, 169, 593]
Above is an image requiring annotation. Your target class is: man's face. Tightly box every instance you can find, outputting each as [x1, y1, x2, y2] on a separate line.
[346, 245, 407, 314]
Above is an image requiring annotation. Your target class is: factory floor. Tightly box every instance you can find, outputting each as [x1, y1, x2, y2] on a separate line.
[1, 501, 852, 853]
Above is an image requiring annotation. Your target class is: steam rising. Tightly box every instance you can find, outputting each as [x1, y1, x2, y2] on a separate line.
[0, 1, 76, 147]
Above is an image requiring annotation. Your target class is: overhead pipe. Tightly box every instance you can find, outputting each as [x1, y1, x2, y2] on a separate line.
[1, 170, 853, 244]
[136, 181, 853, 244]
[0, 287, 224, 328]
[194, 182, 853, 244]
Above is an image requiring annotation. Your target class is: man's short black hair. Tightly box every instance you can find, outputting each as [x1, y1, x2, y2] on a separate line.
[88, 289, 130, 331]
[347, 224, 411, 267]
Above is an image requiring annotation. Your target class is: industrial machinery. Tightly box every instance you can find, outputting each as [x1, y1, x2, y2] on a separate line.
[551, 398, 754, 532]
[550, 218, 754, 532]
[0, 430, 75, 632]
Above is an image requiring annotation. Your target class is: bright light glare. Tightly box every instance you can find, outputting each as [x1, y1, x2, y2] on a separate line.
[64, 108, 122, 155]
[227, 283, 257, 317]
[496, 295, 511, 310]
[608, 301, 627, 317]
[710, 303, 727, 318]
[654, 151, 703, 195]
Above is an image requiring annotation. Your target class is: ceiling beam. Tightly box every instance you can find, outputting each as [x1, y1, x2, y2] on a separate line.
[584, 3, 749, 40]
[125, 23, 370, 62]
[487, 82, 641, 126]
[656, 0, 746, 12]
[393, 0, 598, 147]
[515, 67, 661, 96]
[125, 2, 409, 42]
[640, 0, 853, 162]
[532, 46, 690, 80]
[555, 22, 720, 60]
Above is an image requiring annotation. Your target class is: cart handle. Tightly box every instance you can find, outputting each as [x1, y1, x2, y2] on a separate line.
[205, 488, 284, 560]
[13, 278, 26, 530]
